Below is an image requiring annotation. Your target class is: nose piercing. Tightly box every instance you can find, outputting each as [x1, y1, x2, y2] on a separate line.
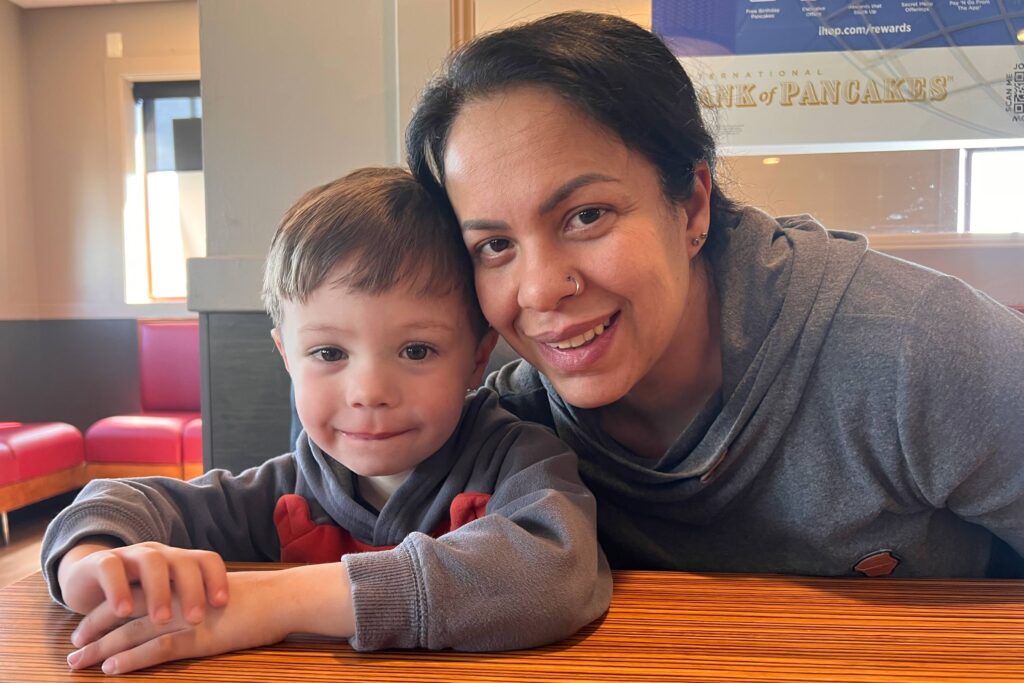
[567, 275, 580, 297]
[691, 232, 708, 247]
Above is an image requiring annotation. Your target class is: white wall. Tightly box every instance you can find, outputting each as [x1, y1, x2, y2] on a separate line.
[188, 0, 452, 312]
[0, 0, 38, 320]
[22, 0, 199, 319]
[476, 0, 650, 31]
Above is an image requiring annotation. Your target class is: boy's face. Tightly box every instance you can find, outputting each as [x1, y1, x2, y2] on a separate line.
[272, 263, 496, 478]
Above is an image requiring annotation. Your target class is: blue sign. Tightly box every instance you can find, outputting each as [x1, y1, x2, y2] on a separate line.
[653, 0, 1024, 56]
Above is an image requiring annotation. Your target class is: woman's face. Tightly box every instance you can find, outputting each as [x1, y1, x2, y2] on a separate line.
[443, 86, 711, 409]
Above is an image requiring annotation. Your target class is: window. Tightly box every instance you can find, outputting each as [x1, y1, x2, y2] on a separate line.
[965, 148, 1024, 235]
[726, 145, 1024, 237]
[131, 80, 205, 300]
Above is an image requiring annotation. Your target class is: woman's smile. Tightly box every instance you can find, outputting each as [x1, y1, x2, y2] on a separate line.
[531, 312, 620, 374]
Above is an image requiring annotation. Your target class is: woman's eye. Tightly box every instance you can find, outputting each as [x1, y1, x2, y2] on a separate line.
[401, 344, 433, 361]
[570, 207, 605, 228]
[480, 238, 511, 255]
[315, 347, 345, 362]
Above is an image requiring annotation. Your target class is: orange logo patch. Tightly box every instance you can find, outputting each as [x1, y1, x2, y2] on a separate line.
[854, 550, 900, 577]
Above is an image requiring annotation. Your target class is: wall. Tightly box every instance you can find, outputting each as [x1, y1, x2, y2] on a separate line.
[0, 320, 141, 431]
[23, 0, 199, 319]
[0, 1, 199, 430]
[476, 0, 650, 31]
[0, 0, 37, 320]
[191, 0, 452, 472]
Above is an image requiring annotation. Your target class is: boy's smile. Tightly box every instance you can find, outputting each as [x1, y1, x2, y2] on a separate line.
[273, 262, 495, 481]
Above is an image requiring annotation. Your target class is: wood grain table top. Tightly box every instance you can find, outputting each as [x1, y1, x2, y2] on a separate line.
[1, 564, 1023, 682]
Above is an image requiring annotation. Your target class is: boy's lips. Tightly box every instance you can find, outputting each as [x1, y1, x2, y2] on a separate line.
[339, 429, 412, 441]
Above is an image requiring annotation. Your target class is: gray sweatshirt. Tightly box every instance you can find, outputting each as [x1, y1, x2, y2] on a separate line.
[41, 389, 612, 650]
[488, 207, 1024, 578]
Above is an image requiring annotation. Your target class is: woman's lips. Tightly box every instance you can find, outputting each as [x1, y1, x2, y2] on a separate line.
[532, 312, 619, 373]
[545, 317, 611, 350]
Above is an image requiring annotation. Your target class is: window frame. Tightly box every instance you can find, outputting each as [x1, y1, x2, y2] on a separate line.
[104, 54, 201, 309]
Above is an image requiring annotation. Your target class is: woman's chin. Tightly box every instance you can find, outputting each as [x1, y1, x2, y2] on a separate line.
[544, 372, 631, 410]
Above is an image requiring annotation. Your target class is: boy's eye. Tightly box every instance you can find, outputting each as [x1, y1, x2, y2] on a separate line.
[316, 347, 345, 362]
[401, 344, 432, 361]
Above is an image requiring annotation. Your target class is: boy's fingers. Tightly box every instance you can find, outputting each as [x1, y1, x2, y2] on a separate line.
[169, 560, 206, 625]
[68, 608, 180, 672]
[197, 552, 229, 606]
[132, 549, 173, 625]
[100, 628, 204, 675]
[93, 554, 133, 618]
[70, 588, 145, 649]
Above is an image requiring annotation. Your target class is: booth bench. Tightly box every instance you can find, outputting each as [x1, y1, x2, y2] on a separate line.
[0, 319, 202, 545]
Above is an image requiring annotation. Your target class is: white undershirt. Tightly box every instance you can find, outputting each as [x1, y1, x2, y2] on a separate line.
[357, 470, 413, 512]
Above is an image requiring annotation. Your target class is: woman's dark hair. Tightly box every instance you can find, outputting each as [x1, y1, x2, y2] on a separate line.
[406, 11, 739, 249]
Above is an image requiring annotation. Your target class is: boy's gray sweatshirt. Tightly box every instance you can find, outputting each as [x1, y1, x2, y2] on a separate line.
[40, 389, 611, 650]
[488, 207, 1024, 577]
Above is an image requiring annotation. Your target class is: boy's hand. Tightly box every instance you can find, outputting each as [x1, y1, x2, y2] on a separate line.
[58, 540, 229, 627]
[65, 563, 354, 675]
[66, 571, 287, 675]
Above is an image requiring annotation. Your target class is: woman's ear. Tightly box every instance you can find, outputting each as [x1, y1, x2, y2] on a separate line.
[470, 328, 500, 387]
[271, 328, 291, 373]
[683, 161, 712, 258]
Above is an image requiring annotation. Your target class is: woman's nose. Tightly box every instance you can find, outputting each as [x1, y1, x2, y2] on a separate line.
[516, 247, 575, 312]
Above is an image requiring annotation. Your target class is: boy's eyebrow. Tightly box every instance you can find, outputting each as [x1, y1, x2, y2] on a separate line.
[297, 320, 456, 333]
[297, 323, 348, 333]
[460, 173, 618, 232]
[399, 320, 456, 333]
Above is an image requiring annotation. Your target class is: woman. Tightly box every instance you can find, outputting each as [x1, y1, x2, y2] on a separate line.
[407, 12, 1024, 577]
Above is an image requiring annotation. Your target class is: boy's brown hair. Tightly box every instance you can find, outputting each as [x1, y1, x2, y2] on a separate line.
[262, 167, 487, 336]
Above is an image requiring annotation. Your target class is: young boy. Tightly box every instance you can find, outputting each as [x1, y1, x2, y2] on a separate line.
[42, 168, 611, 675]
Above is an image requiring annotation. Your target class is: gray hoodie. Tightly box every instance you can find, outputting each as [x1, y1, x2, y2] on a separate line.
[488, 207, 1024, 577]
[41, 389, 612, 650]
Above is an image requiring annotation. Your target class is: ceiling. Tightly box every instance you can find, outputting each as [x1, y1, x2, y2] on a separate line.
[10, 0, 177, 8]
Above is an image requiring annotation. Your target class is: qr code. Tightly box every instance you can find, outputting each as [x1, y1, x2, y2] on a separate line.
[1015, 68, 1024, 114]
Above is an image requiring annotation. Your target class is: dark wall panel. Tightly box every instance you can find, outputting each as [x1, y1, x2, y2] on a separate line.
[0, 319, 140, 431]
[203, 312, 291, 474]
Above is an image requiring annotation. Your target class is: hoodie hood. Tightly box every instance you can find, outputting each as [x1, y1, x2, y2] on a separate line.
[543, 207, 868, 521]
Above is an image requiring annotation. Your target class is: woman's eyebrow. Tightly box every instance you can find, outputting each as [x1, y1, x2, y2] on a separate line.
[459, 173, 618, 232]
[462, 218, 510, 232]
[540, 173, 617, 213]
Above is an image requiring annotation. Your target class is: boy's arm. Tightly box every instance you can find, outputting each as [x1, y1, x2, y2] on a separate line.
[66, 563, 355, 675]
[344, 421, 612, 651]
[42, 453, 297, 606]
[67, 422, 606, 670]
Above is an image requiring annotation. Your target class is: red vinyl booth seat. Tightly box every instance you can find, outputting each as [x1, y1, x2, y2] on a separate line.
[85, 414, 198, 465]
[183, 417, 203, 480]
[0, 422, 86, 544]
[84, 320, 203, 480]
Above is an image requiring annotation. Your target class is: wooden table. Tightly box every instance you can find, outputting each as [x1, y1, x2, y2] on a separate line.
[2, 566, 1023, 682]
